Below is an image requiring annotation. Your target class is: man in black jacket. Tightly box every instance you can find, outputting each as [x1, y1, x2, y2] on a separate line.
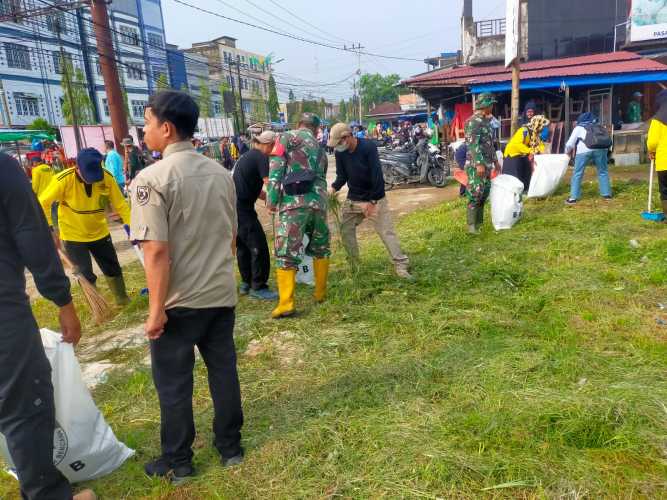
[328, 123, 411, 279]
[0, 153, 95, 500]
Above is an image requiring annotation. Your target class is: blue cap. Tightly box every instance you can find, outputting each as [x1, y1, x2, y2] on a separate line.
[76, 148, 104, 183]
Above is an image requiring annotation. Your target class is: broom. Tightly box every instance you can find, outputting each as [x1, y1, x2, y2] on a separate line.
[641, 160, 665, 222]
[58, 248, 113, 325]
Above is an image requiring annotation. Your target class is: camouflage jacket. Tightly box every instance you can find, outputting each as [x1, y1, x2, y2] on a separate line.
[464, 112, 496, 168]
[267, 127, 328, 212]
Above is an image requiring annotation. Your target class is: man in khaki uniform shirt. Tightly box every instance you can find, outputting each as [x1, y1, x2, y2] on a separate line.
[130, 91, 243, 483]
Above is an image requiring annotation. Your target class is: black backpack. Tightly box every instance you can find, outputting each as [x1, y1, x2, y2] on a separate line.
[583, 124, 612, 150]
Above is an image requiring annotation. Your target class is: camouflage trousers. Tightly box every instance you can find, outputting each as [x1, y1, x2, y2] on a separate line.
[274, 207, 330, 270]
[465, 165, 491, 209]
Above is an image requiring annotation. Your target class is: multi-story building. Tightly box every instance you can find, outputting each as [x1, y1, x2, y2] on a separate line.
[0, 0, 168, 127]
[185, 35, 271, 121]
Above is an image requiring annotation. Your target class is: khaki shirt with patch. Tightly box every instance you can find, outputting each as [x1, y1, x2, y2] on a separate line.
[130, 141, 238, 310]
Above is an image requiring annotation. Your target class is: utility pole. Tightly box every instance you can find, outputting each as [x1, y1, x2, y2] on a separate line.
[506, 0, 522, 135]
[56, 18, 82, 153]
[227, 64, 240, 134]
[233, 61, 246, 130]
[346, 43, 364, 124]
[90, 0, 129, 152]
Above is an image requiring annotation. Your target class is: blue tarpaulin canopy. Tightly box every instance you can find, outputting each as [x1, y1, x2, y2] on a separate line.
[471, 71, 667, 94]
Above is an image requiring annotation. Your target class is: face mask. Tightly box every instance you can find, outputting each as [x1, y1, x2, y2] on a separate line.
[335, 144, 348, 153]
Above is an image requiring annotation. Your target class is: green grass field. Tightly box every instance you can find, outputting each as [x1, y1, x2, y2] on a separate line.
[2, 177, 666, 499]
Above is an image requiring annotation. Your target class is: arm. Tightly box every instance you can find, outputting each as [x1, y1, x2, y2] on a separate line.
[266, 137, 287, 211]
[108, 174, 131, 224]
[38, 172, 65, 227]
[142, 241, 170, 340]
[331, 152, 348, 192]
[368, 143, 385, 201]
[506, 129, 532, 157]
[1, 156, 80, 343]
[565, 127, 582, 155]
[647, 119, 659, 159]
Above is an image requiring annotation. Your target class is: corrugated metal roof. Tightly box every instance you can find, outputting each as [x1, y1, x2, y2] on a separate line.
[404, 51, 667, 88]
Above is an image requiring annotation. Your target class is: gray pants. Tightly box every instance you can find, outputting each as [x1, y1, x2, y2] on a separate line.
[340, 197, 408, 266]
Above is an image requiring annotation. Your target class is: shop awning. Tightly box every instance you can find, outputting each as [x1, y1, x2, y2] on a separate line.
[0, 130, 54, 142]
[404, 51, 667, 94]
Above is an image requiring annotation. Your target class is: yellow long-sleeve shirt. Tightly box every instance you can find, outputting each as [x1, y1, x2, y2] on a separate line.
[39, 167, 130, 242]
[504, 127, 545, 158]
[647, 118, 667, 172]
[31, 163, 54, 198]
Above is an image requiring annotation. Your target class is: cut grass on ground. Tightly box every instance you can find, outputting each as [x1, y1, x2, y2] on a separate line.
[2, 178, 666, 499]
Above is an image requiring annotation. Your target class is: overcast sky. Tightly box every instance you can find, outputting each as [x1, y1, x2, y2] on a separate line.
[162, 0, 506, 101]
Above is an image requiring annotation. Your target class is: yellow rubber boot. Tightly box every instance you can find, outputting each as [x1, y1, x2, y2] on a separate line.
[271, 268, 296, 319]
[313, 258, 330, 303]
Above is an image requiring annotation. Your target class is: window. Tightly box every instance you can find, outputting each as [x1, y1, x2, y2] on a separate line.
[95, 58, 102, 76]
[126, 62, 143, 80]
[147, 32, 163, 49]
[14, 94, 39, 116]
[46, 13, 67, 34]
[131, 99, 146, 119]
[119, 25, 139, 46]
[102, 98, 109, 116]
[5, 43, 31, 70]
[52, 51, 72, 74]
[213, 101, 221, 115]
[0, 0, 23, 23]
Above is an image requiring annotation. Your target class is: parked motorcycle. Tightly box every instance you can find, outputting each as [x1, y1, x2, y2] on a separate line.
[380, 136, 449, 189]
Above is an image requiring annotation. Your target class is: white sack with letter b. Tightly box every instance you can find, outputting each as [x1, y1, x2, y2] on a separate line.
[0, 329, 134, 483]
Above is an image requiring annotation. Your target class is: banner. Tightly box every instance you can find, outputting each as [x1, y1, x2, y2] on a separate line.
[505, 0, 521, 67]
[630, 0, 667, 42]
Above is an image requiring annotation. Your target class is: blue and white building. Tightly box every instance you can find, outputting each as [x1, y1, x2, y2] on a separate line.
[0, 0, 168, 127]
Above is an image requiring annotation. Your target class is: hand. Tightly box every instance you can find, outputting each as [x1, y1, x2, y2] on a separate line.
[649, 151, 656, 160]
[59, 302, 81, 345]
[145, 309, 167, 340]
[328, 187, 337, 196]
[476, 164, 486, 177]
[363, 202, 378, 218]
[528, 153, 535, 162]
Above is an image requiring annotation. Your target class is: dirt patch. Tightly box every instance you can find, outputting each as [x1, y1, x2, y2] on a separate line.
[244, 331, 304, 367]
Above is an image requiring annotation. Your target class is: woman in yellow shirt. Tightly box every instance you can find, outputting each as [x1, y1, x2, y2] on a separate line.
[39, 148, 131, 304]
[503, 115, 550, 192]
[646, 89, 667, 217]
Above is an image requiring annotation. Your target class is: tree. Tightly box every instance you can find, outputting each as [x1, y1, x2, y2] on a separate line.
[319, 98, 327, 119]
[198, 77, 212, 118]
[358, 73, 405, 114]
[60, 58, 94, 125]
[251, 89, 268, 123]
[121, 88, 131, 125]
[27, 117, 56, 136]
[337, 99, 348, 123]
[267, 74, 280, 122]
[288, 89, 295, 102]
[156, 73, 169, 93]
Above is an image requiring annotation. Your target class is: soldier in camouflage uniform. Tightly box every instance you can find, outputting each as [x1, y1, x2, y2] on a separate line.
[464, 93, 500, 234]
[266, 113, 330, 318]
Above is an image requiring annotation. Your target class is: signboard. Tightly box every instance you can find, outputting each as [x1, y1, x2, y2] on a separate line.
[505, 0, 521, 67]
[630, 0, 667, 42]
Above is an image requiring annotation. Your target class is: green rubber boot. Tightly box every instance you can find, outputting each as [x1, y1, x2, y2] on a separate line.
[467, 207, 480, 234]
[106, 275, 130, 306]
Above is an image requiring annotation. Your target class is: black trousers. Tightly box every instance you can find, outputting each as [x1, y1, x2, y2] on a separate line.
[150, 307, 243, 465]
[0, 312, 71, 500]
[236, 209, 271, 290]
[659, 170, 667, 201]
[63, 234, 122, 285]
[503, 155, 532, 192]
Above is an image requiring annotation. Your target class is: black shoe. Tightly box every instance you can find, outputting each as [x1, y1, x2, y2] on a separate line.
[221, 449, 244, 467]
[602, 195, 613, 200]
[565, 198, 577, 205]
[145, 457, 195, 484]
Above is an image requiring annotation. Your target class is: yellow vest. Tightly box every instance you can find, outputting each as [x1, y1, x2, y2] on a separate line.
[31, 163, 54, 199]
[647, 118, 667, 171]
[39, 168, 131, 242]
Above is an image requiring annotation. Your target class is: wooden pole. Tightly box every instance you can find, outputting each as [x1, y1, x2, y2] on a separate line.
[510, 2, 522, 135]
[90, 0, 129, 153]
[564, 85, 571, 139]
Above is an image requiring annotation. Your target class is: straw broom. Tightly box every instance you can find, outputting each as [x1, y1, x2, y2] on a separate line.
[58, 248, 112, 325]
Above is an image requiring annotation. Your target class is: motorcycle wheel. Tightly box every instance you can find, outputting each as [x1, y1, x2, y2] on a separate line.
[427, 165, 447, 188]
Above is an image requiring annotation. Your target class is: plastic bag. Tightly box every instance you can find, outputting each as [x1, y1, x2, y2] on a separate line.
[490, 174, 524, 230]
[0, 329, 134, 483]
[527, 154, 570, 198]
[296, 235, 314, 286]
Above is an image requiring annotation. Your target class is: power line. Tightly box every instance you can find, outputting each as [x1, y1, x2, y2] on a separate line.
[169, 0, 424, 62]
[265, 0, 351, 45]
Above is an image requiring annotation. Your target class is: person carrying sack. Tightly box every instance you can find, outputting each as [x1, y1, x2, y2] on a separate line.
[647, 89, 667, 219]
[503, 115, 550, 192]
[267, 113, 330, 319]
